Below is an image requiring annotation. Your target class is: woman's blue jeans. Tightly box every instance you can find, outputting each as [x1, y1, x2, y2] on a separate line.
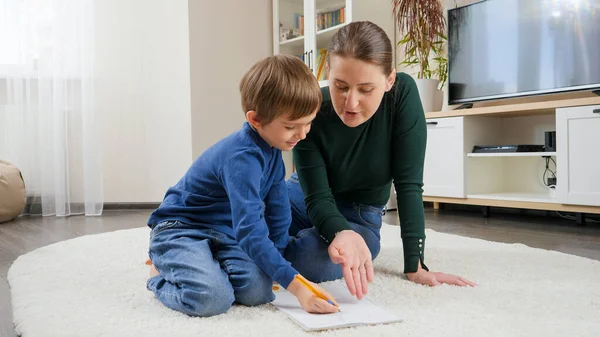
[283, 173, 384, 283]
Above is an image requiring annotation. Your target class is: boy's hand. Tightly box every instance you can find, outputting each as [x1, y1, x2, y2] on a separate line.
[287, 278, 339, 314]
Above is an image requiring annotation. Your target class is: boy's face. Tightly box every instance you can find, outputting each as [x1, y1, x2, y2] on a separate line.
[251, 111, 317, 151]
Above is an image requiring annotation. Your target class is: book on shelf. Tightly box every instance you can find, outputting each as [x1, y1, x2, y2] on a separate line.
[293, 13, 304, 35]
[315, 49, 328, 81]
[317, 6, 345, 31]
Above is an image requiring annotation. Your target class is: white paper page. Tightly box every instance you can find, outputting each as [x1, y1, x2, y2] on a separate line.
[271, 281, 402, 331]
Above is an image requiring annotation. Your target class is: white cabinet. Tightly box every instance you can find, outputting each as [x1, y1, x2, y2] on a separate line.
[423, 117, 465, 198]
[421, 99, 600, 216]
[556, 105, 600, 206]
[273, 0, 394, 85]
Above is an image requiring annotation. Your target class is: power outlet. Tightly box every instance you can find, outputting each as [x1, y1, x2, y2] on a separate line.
[547, 177, 557, 186]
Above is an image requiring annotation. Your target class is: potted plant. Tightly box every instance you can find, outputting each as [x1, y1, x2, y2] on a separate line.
[393, 0, 448, 112]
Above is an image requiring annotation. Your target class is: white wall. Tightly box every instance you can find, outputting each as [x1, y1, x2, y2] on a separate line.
[95, 0, 193, 203]
[95, 0, 272, 203]
[353, 0, 396, 67]
[188, 0, 273, 158]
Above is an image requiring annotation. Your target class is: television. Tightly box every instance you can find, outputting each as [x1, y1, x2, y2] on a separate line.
[447, 0, 600, 104]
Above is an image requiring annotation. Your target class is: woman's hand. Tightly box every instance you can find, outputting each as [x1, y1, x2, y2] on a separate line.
[328, 230, 374, 299]
[406, 261, 476, 287]
[287, 277, 339, 314]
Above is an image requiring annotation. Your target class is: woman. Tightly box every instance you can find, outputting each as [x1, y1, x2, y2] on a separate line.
[283, 21, 475, 300]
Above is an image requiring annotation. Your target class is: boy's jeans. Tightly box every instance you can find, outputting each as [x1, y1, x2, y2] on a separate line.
[146, 221, 275, 317]
[283, 173, 384, 283]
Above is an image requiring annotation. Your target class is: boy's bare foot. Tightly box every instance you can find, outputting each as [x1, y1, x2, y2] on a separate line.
[145, 259, 160, 278]
[149, 264, 159, 277]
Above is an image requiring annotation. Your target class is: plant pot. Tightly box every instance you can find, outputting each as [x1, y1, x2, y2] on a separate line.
[434, 89, 444, 111]
[414, 78, 443, 113]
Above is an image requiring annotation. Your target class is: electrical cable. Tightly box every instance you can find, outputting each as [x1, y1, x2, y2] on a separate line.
[542, 156, 557, 187]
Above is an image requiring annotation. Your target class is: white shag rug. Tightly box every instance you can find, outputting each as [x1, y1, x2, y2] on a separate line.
[8, 224, 600, 337]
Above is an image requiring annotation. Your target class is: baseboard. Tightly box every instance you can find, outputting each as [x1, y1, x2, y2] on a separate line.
[23, 195, 159, 213]
[22, 197, 89, 216]
[103, 203, 161, 210]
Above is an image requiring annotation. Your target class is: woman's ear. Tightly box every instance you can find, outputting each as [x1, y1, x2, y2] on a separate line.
[245, 110, 261, 130]
[385, 69, 396, 92]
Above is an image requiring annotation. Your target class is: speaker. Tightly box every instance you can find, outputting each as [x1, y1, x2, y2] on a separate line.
[545, 131, 556, 152]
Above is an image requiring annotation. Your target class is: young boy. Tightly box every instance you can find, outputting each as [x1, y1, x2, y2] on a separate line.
[145, 54, 338, 317]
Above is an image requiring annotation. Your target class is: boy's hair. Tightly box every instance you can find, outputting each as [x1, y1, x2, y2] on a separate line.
[240, 54, 321, 125]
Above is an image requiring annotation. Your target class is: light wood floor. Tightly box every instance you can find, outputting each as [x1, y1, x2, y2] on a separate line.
[1, 208, 599, 337]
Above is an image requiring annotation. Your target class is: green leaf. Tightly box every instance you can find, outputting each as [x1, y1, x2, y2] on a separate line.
[398, 34, 412, 44]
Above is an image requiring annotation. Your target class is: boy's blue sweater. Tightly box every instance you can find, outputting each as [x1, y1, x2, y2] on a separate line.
[148, 122, 298, 288]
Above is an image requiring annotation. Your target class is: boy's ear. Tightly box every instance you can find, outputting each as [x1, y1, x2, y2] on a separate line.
[245, 110, 261, 129]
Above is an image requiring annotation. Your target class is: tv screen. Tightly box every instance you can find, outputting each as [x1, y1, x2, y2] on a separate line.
[448, 0, 600, 104]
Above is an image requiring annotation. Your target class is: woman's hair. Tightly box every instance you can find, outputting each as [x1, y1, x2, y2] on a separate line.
[327, 21, 393, 75]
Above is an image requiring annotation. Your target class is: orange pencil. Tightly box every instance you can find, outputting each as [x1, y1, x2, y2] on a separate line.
[294, 274, 340, 311]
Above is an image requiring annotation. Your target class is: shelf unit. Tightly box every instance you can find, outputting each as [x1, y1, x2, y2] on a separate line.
[273, 0, 352, 79]
[316, 22, 349, 46]
[276, 21, 351, 51]
[273, 0, 396, 86]
[279, 35, 304, 48]
[422, 97, 600, 215]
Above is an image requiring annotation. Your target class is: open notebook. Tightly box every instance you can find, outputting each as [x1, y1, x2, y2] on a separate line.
[271, 281, 402, 331]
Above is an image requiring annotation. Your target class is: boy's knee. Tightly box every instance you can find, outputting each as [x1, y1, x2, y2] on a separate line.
[180, 286, 234, 317]
[302, 263, 342, 284]
[235, 270, 275, 306]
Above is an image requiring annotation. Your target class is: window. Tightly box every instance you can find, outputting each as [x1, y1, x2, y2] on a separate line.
[0, 0, 21, 66]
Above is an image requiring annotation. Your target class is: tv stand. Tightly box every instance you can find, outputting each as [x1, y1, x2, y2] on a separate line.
[422, 96, 600, 215]
[455, 103, 473, 110]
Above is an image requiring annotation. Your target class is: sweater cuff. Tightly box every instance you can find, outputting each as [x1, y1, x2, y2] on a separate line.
[319, 217, 351, 243]
[402, 237, 429, 273]
[277, 266, 300, 289]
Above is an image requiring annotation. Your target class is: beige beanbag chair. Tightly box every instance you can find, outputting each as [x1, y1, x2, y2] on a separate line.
[0, 160, 26, 223]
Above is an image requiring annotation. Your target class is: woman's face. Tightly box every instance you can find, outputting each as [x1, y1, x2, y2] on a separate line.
[327, 55, 395, 127]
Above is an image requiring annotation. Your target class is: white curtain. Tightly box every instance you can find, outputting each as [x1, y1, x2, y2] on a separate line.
[0, 0, 103, 216]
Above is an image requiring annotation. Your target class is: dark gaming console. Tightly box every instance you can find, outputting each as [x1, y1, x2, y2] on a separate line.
[472, 144, 546, 153]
